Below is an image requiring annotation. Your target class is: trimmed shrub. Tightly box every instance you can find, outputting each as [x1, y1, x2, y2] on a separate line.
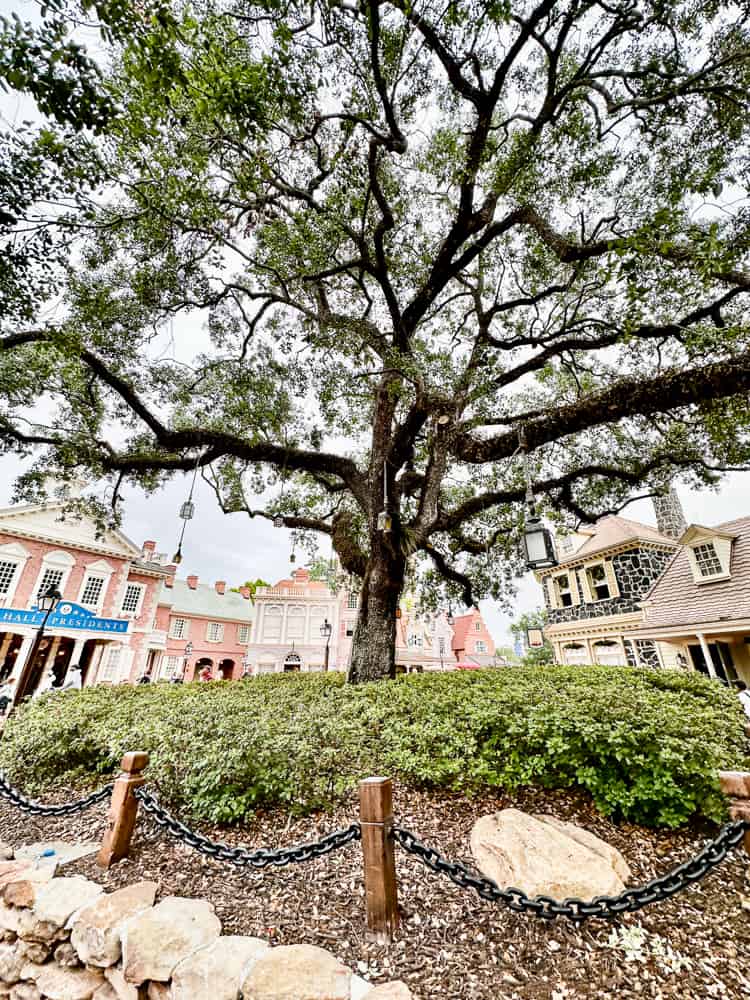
[1, 666, 746, 828]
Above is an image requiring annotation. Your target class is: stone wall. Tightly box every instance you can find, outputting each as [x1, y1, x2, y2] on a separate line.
[546, 546, 675, 625]
[0, 862, 413, 1000]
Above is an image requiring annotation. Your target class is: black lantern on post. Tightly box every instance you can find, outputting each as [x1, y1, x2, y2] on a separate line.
[13, 584, 62, 705]
[319, 618, 332, 671]
[172, 455, 201, 565]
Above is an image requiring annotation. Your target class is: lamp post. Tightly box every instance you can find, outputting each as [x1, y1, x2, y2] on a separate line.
[13, 585, 62, 705]
[519, 426, 557, 571]
[320, 619, 332, 672]
[183, 641, 193, 681]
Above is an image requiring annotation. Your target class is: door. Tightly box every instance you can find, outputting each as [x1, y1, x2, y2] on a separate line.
[688, 642, 737, 685]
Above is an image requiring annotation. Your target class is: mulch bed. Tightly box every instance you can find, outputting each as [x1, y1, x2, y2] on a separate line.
[1, 783, 748, 1000]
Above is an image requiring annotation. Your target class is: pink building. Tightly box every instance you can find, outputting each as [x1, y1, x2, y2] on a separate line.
[0, 499, 254, 697]
[451, 607, 496, 667]
[154, 574, 254, 681]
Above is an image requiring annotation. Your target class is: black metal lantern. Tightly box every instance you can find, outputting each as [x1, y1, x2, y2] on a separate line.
[179, 500, 195, 520]
[273, 515, 284, 528]
[446, 605, 454, 626]
[319, 620, 332, 640]
[522, 512, 557, 570]
[38, 585, 62, 613]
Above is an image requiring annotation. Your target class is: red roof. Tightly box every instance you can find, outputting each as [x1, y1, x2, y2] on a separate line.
[451, 612, 475, 653]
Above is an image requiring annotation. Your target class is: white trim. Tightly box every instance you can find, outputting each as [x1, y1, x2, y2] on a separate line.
[77, 560, 115, 613]
[28, 550, 75, 608]
[0, 542, 30, 606]
[120, 581, 146, 617]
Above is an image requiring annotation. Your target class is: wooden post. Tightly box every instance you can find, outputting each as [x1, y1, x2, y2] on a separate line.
[718, 770, 750, 856]
[97, 752, 149, 869]
[359, 776, 399, 943]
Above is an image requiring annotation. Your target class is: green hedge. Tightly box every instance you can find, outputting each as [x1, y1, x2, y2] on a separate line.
[2, 666, 746, 828]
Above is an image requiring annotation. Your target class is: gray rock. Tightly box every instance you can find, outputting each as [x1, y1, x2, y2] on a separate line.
[241, 944, 351, 1000]
[171, 935, 269, 1000]
[70, 882, 157, 968]
[120, 897, 221, 985]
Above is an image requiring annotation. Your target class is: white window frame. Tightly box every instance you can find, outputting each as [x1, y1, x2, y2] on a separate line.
[692, 542, 724, 578]
[206, 621, 224, 642]
[237, 624, 251, 644]
[158, 654, 181, 680]
[549, 569, 580, 609]
[169, 617, 189, 640]
[29, 550, 75, 609]
[76, 559, 114, 612]
[0, 542, 30, 606]
[475, 640, 487, 653]
[407, 633, 423, 648]
[121, 582, 146, 617]
[347, 591, 358, 609]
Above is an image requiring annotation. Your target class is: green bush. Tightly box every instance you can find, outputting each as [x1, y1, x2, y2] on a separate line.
[2, 666, 747, 828]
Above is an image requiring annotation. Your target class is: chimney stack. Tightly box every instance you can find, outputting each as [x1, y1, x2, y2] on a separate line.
[653, 487, 687, 540]
[164, 575, 175, 588]
[187, 575, 199, 590]
[215, 580, 226, 595]
[142, 540, 156, 558]
[239, 586, 251, 600]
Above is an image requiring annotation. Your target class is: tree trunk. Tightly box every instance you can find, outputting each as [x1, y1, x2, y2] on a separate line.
[347, 544, 405, 683]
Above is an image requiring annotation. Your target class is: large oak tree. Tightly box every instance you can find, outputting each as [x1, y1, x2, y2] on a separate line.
[2, 0, 750, 681]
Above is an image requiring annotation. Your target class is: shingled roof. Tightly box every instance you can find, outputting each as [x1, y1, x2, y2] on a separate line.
[640, 516, 750, 629]
[555, 515, 677, 566]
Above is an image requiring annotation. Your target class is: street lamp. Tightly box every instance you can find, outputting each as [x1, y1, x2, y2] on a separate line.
[13, 585, 62, 705]
[518, 426, 557, 571]
[182, 641, 193, 680]
[320, 619, 332, 671]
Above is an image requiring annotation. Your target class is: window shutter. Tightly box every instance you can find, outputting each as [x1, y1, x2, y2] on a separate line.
[578, 568, 593, 603]
[568, 570, 581, 605]
[604, 560, 620, 598]
[546, 578, 557, 609]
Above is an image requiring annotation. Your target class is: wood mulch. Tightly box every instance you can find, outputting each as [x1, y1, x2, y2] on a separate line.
[0, 783, 748, 1000]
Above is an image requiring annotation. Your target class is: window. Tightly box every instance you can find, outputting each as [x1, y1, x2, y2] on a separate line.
[585, 563, 611, 602]
[407, 633, 423, 648]
[0, 560, 18, 598]
[475, 621, 481, 631]
[80, 575, 106, 609]
[554, 573, 574, 607]
[238, 624, 250, 644]
[169, 617, 188, 640]
[287, 606, 305, 640]
[693, 542, 723, 578]
[159, 655, 179, 679]
[347, 591, 358, 609]
[36, 568, 64, 603]
[121, 583, 144, 615]
[475, 640, 487, 653]
[206, 622, 224, 642]
[99, 646, 121, 683]
[438, 637, 446, 655]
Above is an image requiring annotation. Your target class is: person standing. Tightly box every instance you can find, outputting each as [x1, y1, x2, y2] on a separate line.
[61, 666, 82, 692]
[736, 681, 750, 720]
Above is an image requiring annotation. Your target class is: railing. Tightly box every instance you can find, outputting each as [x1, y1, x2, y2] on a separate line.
[0, 759, 748, 943]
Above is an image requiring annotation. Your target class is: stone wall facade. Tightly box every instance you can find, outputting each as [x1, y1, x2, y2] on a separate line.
[544, 546, 675, 626]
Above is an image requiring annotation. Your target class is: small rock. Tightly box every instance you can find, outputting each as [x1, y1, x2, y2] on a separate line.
[0, 849, 12, 864]
[146, 984, 169, 999]
[0, 907, 20, 938]
[19, 962, 46, 982]
[35, 965, 105, 1000]
[54, 941, 81, 968]
[4, 867, 57, 909]
[17, 941, 50, 965]
[364, 984, 414, 999]
[121, 897, 221, 984]
[9, 984, 40, 1000]
[241, 943, 350, 1000]
[25, 878, 102, 935]
[0, 867, 35, 894]
[0, 943, 24, 985]
[71, 882, 157, 968]
[102, 967, 138, 1000]
[171, 934, 269, 1000]
[92, 986, 118, 1000]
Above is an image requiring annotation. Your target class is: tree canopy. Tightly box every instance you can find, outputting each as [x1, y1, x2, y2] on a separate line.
[2, 0, 750, 681]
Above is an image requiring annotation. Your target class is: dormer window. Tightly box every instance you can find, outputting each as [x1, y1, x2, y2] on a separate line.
[692, 542, 723, 578]
[554, 573, 574, 607]
[586, 563, 610, 601]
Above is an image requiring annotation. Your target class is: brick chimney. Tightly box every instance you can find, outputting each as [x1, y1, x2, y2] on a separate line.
[239, 586, 251, 600]
[653, 487, 687, 540]
[142, 540, 156, 558]
[215, 580, 226, 595]
[187, 575, 199, 590]
[292, 568, 310, 583]
[164, 574, 175, 588]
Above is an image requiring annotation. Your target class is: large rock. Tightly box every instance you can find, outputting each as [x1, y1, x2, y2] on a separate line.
[0, 865, 35, 893]
[364, 985, 414, 999]
[0, 904, 20, 937]
[102, 968, 138, 1000]
[171, 934, 269, 1000]
[120, 897, 221, 985]
[70, 882, 157, 968]
[34, 965, 105, 1000]
[92, 986, 118, 1000]
[23, 878, 102, 936]
[534, 815, 631, 882]
[470, 809, 629, 900]
[0, 942, 24, 985]
[4, 867, 58, 909]
[242, 944, 351, 1000]
[9, 984, 40, 1000]
[14, 844, 98, 870]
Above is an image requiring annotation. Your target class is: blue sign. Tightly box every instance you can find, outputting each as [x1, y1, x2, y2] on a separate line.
[0, 601, 130, 634]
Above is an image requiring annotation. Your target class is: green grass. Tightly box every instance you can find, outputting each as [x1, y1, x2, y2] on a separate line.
[2, 666, 746, 828]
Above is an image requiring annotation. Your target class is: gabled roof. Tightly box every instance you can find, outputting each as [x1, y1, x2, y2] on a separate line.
[451, 611, 477, 652]
[641, 516, 750, 629]
[0, 502, 142, 558]
[678, 524, 739, 545]
[163, 580, 254, 623]
[552, 515, 677, 568]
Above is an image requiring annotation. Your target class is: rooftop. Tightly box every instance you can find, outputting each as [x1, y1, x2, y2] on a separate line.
[162, 579, 254, 623]
[553, 515, 677, 567]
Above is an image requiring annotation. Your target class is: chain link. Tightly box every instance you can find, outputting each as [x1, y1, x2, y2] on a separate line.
[135, 787, 361, 867]
[0, 773, 112, 816]
[392, 820, 749, 922]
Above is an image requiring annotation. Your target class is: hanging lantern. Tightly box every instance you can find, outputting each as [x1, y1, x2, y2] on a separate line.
[522, 512, 557, 570]
[171, 545, 183, 565]
[273, 515, 284, 528]
[395, 607, 402, 620]
[179, 500, 195, 520]
[290, 551, 296, 564]
[377, 511, 392, 532]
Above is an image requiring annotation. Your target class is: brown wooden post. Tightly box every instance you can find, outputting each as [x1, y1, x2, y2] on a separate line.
[718, 770, 750, 855]
[359, 776, 399, 943]
[97, 752, 149, 869]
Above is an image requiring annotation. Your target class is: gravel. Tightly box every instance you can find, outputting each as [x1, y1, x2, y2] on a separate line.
[1, 783, 748, 999]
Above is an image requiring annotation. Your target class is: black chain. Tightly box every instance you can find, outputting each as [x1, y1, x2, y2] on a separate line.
[0, 773, 112, 816]
[135, 787, 361, 867]
[392, 820, 749, 922]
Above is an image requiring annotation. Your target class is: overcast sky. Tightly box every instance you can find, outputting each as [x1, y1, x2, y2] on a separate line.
[2, 0, 749, 645]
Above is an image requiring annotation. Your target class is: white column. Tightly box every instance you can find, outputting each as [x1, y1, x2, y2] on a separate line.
[585, 638, 595, 665]
[696, 633, 717, 679]
[617, 636, 628, 667]
[86, 643, 106, 687]
[9, 634, 35, 696]
[0, 634, 12, 665]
